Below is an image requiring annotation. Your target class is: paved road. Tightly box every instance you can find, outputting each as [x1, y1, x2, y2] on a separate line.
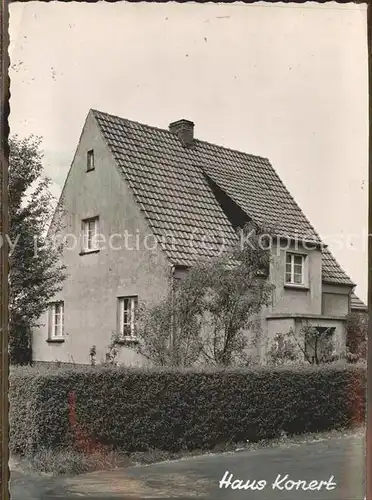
[10, 434, 365, 499]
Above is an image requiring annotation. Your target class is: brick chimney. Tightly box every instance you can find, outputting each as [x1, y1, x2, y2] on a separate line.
[169, 119, 194, 147]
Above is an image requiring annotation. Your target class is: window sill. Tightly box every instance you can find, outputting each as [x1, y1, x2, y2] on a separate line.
[284, 283, 309, 291]
[115, 336, 139, 346]
[79, 249, 100, 256]
[46, 338, 65, 344]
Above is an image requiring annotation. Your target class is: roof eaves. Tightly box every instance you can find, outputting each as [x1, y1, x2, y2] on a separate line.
[322, 278, 355, 287]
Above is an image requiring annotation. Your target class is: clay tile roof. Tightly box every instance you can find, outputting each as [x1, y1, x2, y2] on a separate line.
[321, 247, 354, 286]
[350, 292, 367, 311]
[92, 109, 354, 286]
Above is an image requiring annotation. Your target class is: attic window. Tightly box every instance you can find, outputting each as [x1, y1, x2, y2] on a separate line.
[87, 150, 95, 171]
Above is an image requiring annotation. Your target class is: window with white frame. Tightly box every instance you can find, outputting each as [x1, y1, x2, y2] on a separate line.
[118, 296, 137, 338]
[87, 149, 95, 171]
[285, 253, 305, 285]
[82, 217, 99, 252]
[49, 301, 64, 338]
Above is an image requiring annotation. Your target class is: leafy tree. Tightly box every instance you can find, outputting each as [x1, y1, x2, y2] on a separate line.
[135, 223, 274, 367]
[346, 311, 367, 361]
[8, 135, 66, 365]
[135, 291, 205, 367]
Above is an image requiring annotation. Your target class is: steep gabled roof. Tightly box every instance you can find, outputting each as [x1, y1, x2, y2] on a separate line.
[350, 293, 367, 312]
[92, 109, 354, 286]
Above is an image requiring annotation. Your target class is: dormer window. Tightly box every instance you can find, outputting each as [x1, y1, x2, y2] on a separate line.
[285, 253, 305, 285]
[87, 149, 94, 171]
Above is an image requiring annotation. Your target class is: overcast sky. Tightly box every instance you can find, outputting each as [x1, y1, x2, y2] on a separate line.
[9, 2, 368, 301]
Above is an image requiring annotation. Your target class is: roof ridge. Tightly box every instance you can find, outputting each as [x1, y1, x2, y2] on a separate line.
[193, 137, 268, 162]
[90, 108, 268, 162]
[91, 108, 175, 137]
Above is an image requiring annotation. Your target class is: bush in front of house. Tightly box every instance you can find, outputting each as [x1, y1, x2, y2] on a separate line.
[9, 363, 365, 457]
[10, 369, 44, 455]
[9, 363, 96, 455]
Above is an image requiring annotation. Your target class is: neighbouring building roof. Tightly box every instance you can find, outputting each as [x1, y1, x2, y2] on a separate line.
[92, 109, 354, 286]
[350, 293, 367, 312]
[321, 247, 354, 286]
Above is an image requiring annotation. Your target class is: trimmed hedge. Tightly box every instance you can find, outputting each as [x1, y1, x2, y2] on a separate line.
[9, 364, 366, 456]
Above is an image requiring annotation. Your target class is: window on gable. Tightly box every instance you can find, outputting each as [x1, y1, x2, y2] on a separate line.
[118, 296, 138, 338]
[87, 149, 95, 171]
[82, 217, 99, 252]
[285, 253, 305, 285]
[49, 301, 64, 338]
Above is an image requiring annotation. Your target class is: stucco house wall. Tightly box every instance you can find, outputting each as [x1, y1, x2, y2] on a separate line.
[269, 241, 322, 316]
[32, 113, 171, 366]
[321, 284, 351, 316]
[259, 243, 351, 363]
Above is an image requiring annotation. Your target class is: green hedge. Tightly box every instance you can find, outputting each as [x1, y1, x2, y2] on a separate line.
[9, 364, 366, 456]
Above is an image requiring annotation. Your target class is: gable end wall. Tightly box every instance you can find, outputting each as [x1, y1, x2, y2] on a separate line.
[32, 112, 172, 365]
